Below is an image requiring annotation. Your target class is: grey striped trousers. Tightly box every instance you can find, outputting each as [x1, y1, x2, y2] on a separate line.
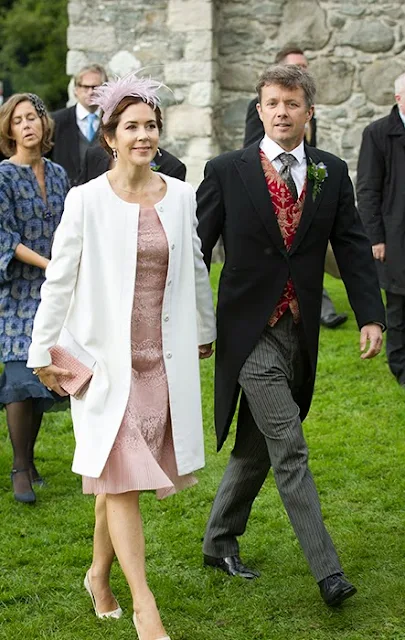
[203, 311, 342, 582]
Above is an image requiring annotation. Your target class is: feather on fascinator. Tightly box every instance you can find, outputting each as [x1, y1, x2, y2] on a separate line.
[89, 72, 165, 124]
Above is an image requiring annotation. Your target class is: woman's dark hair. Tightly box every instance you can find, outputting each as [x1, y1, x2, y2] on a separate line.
[100, 96, 163, 156]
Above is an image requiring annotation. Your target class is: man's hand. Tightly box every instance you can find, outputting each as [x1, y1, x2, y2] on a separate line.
[372, 243, 385, 262]
[35, 364, 73, 396]
[199, 343, 214, 359]
[360, 323, 383, 360]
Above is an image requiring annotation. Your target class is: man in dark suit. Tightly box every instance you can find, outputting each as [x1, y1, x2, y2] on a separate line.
[51, 64, 108, 185]
[244, 46, 347, 329]
[197, 65, 384, 606]
[357, 71, 405, 387]
[77, 144, 186, 185]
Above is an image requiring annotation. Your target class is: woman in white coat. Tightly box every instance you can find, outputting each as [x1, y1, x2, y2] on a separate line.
[27, 74, 216, 640]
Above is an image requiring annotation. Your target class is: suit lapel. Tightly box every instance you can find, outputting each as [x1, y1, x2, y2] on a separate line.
[290, 146, 325, 253]
[235, 143, 285, 253]
[236, 142, 328, 254]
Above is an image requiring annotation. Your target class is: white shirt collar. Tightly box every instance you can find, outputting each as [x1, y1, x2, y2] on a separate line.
[398, 105, 405, 128]
[76, 102, 101, 121]
[260, 135, 305, 164]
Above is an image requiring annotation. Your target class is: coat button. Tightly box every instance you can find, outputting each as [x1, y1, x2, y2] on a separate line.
[171, 243, 175, 250]
[166, 351, 172, 359]
[158, 205, 164, 212]
[167, 280, 172, 286]
[164, 314, 169, 322]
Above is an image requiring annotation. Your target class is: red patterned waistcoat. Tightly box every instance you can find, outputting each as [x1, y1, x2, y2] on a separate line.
[259, 149, 307, 326]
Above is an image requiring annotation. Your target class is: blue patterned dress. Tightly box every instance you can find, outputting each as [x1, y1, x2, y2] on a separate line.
[0, 159, 69, 411]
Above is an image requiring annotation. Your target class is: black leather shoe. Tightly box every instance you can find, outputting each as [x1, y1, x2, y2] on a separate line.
[203, 554, 260, 579]
[11, 469, 36, 504]
[319, 573, 357, 606]
[320, 313, 348, 328]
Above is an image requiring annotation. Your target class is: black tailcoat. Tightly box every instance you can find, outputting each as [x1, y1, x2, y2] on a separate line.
[357, 106, 405, 295]
[196, 141, 385, 450]
[76, 145, 187, 185]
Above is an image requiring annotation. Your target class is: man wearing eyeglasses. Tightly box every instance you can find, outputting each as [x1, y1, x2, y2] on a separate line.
[51, 64, 107, 185]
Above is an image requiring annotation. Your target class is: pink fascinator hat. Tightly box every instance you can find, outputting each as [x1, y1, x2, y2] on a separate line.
[89, 71, 165, 124]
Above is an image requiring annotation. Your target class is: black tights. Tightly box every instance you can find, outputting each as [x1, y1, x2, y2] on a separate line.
[6, 399, 43, 476]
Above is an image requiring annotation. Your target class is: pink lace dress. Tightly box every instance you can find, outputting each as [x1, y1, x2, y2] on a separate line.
[82, 206, 197, 498]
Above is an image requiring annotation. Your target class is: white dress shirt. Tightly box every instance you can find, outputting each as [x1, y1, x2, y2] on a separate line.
[260, 135, 307, 197]
[75, 103, 101, 138]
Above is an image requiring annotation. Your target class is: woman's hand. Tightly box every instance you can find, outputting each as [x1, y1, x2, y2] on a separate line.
[35, 364, 73, 396]
[199, 343, 214, 359]
[15, 243, 50, 270]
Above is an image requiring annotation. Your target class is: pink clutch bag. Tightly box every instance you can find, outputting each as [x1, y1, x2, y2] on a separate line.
[49, 344, 93, 399]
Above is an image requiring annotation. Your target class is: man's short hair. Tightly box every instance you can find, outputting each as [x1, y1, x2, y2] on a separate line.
[275, 45, 305, 64]
[74, 64, 108, 86]
[394, 72, 405, 95]
[256, 65, 316, 108]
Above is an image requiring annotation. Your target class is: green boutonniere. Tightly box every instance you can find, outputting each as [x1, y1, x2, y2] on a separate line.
[307, 159, 328, 201]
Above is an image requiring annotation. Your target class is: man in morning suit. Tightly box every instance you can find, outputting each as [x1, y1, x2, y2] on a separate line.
[51, 63, 107, 185]
[244, 45, 347, 329]
[357, 71, 405, 388]
[197, 65, 385, 606]
[77, 144, 186, 185]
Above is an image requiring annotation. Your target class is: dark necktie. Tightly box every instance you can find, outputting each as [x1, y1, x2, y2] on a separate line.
[278, 152, 298, 201]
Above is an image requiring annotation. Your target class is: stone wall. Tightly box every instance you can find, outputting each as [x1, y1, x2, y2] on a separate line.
[67, 0, 218, 185]
[217, 0, 405, 176]
[68, 0, 405, 183]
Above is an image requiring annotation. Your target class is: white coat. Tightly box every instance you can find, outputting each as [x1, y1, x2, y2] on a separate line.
[27, 173, 216, 478]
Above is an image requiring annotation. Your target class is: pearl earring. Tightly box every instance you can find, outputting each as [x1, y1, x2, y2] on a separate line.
[157, 148, 162, 157]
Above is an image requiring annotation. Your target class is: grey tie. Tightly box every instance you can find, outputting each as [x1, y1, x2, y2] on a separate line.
[278, 153, 298, 201]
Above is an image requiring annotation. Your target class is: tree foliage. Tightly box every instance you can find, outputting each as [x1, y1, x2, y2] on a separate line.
[0, 0, 69, 110]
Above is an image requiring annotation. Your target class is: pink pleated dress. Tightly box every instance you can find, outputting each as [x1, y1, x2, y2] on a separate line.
[82, 207, 197, 498]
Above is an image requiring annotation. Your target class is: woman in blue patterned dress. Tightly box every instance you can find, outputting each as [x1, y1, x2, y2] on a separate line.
[0, 93, 69, 504]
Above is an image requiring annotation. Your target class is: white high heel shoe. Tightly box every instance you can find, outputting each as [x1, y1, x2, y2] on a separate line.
[133, 612, 171, 640]
[84, 570, 123, 619]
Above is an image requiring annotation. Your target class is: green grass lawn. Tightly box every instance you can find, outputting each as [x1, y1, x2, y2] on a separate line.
[1, 268, 405, 640]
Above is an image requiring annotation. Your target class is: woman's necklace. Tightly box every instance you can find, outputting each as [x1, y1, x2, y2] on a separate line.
[115, 173, 153, 195]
